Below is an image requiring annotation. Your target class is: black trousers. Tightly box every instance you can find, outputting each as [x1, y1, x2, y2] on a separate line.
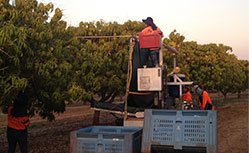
[149, 49, 159, 66]
[7, 127, 28, 153]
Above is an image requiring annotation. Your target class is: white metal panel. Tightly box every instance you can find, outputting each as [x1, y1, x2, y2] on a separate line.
[137, 67, 162, 91]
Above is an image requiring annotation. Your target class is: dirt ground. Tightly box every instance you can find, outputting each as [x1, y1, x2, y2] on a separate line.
[217, 102, 248, 153]
[0, 101, 248, 153]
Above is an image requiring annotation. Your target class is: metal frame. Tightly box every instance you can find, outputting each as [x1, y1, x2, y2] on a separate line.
[167, 74, 193, 97]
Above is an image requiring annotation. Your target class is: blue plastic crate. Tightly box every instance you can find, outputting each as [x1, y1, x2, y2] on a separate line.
[141, 110, 217, 153]
[70, 126, 142, 153]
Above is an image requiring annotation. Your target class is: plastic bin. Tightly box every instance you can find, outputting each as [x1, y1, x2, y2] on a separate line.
[141, 110, 217, 153]
[138, 33, 161, 49]
[70, 126, 143, 153]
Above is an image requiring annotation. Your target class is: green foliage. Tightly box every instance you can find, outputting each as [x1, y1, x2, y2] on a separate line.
[0, 0, 74, 120]
[0, 0, 145, 120]
[70, 20, 145, 103]
[237, 60, 249, 93]
[164, 30, 248, 97]
[0, 0, 247, 121]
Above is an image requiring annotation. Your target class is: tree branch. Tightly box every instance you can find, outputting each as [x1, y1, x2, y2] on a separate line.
[0, 48, 10, 57]
[0, 66, 8, 71]
[107, 91, 118, 103]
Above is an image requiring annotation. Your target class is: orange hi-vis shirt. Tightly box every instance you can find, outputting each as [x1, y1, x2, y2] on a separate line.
[8, 106, 30, 130]
[199, 91, 214, 110]
[182, 91, 192, 104]
[141, 26, 164, 38]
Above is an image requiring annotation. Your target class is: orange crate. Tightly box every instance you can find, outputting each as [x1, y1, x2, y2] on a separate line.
[138, 32, 161, 49]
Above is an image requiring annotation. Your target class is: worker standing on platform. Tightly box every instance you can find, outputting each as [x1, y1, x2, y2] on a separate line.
[196, 85, 214, 110]
[141, 17, 164, 66]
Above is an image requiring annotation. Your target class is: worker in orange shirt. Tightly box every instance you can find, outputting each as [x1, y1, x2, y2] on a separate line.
[141, 17, 164, 37]
[7, 91, 30, 153]
[182, 87, 193, 109]
[141, 17, 164, 66]
[182, 87, 192, 103]
[196, 85, 214, 110]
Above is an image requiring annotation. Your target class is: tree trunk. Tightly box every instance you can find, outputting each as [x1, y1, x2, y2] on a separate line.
[223, 93, 227, 100]
[238, 91, 241, 99]
[221, 91, 227, 100]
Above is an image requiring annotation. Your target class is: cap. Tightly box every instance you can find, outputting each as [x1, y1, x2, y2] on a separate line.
[142, 17, 154, 25]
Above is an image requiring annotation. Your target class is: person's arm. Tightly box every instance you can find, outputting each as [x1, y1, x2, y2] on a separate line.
[207, 95, 212, 103]
[206, 93, 215, 110]
[22, 116, 30, 127]
[8, 106, 13, 117]
[154, 27, 164, 38]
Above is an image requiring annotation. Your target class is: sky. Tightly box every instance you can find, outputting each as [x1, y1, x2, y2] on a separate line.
[37, 0, 249, 60]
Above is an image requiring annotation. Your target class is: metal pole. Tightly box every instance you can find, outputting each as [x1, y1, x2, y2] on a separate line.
[159, 37, 163, 66]
[163, 44, 179, 54]
[158, 37, 163, 109]
[78, 35, 132, 39]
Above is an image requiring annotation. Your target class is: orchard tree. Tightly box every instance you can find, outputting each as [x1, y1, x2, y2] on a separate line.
[163, 30, 187, 76]
[236, 60, 249, 98]
[163, 30, 247, 98]
[69, 20, 145, 103]
[213, 50, 244, 98]
[0, 0, 75, 120]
